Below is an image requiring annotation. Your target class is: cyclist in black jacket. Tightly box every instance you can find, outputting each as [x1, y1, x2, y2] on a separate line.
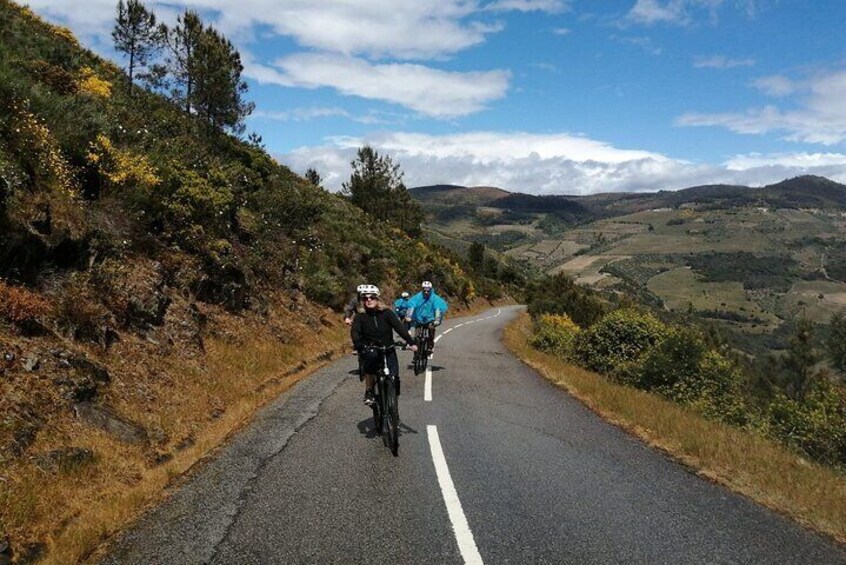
[351, 285, 417, 405]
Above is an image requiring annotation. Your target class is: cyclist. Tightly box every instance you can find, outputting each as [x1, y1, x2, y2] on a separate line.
[343, 284, 367, 326]
[405, 281, 448, 355]
[351, 285, 417, 405]
[393, 291, 412, 333]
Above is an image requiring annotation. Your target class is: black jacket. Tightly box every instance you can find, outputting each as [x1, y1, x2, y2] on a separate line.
[351, 307, 415, 350]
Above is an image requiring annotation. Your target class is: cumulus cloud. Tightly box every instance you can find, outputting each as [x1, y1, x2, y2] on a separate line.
[278, 131, 846, 195]
[249, 54, 509, 118]
[678, 69, 846, 144]
[25, 0, 512, 60]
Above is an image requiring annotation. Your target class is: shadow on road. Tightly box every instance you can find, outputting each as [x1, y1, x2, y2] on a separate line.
[356, 417, 379, 438]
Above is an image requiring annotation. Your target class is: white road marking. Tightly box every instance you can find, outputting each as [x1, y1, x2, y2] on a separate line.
[427, 426, 484, 565]
[435, 335, 443, 343]
[424, 366, 432, 401]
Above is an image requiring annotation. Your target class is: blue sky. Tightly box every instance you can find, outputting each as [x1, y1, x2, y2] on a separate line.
[26, 0, 846, 194]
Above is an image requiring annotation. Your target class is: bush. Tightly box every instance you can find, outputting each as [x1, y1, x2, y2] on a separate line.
[0, 280, 52, 326]
[767, 380, 846, 467]
[575, 308, 668, 377]
[526, 272, 607, 327]
[530, 313, 580, 360]
[630, 326, 706, 390]
[674, 350, 751, 426]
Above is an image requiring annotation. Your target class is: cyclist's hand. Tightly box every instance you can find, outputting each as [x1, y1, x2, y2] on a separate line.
[344, 317, 352, 326]
[434, 319, 442, 326]
[404, 317, 411, 323]
[409, 345, 418, 352]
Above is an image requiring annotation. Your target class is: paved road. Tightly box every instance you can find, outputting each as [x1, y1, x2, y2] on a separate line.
[103, 305, 846, 564]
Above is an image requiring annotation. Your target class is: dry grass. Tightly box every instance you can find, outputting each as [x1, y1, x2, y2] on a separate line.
[503, 312, 846, 545]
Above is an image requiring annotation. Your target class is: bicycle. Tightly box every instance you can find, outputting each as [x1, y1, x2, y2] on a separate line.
[412, 323, 434, 375]
[362, 344, 401, 456]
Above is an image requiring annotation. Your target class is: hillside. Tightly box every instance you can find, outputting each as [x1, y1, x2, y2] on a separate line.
[413, 176, 846, 354]
[0, 2, 497, 561]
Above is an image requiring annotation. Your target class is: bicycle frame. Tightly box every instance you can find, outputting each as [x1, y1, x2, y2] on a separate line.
[363, 344, 400, 456]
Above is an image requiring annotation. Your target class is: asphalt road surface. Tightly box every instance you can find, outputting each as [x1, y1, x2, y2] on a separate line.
[102, 305, 846, 564]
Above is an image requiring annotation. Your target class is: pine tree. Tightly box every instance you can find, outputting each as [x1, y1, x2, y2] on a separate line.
[112, 0, 161, 87]
[192, 26, 254, 134]
[304, 168, 322, 187]
[342, 146, 423, 236]
[162, 10, 203, 113]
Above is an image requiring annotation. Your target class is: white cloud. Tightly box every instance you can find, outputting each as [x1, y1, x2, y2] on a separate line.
[752, 75, 795, 97]
[724, 151, 846, 170]
[485, 0, 570, 13]
[279, 131, 846, 195]
[693, 55, 755, 69]
[626, 0, 758, 27]
[678, 69, 846, 145]
[250, 54, 509, 118]
[25, 0, 514, 60]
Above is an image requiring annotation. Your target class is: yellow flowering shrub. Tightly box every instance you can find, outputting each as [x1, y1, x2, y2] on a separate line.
[3, 98, 75, 196]
[87, 134, 159, 193]
[77, 67, 112, 98]
[531, 313, 580, 359]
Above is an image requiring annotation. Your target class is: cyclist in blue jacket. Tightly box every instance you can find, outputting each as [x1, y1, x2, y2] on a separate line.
[405, 281, 448, 354]
[393, 291, 412, 333]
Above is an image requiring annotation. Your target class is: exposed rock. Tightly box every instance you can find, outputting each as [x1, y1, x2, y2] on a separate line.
[0, 537, 11, 565]
[10, 423, 39, 456]
[73, 402, 147, 444]
[54, 375, 98, 402]
[22, 356, 39, 372]
[126, 292, 171, 328]
[33, 447, 95, 473]
[69, 356, 111, 384]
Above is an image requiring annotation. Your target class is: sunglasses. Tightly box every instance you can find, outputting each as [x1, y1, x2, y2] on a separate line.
[362, 294, 379, 300]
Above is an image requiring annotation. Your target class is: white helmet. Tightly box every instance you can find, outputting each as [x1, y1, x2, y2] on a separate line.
[359, 284, 380, 297]
[421, 280, 433, 290]
[356, 284, 367, 294]
[401, 291, 410, 298]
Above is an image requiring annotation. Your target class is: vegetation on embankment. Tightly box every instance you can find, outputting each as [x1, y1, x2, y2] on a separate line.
[504, 312, 846, 545]
[0, 1, 509, 561]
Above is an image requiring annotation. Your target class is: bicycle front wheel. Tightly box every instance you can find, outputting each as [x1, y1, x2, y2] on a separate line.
[384, 377, 399, 456]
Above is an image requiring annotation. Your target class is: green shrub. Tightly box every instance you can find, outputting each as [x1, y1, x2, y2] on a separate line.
[575, 308, 668, 376]
[526, 272, 607, 327]
[530, 313, 580, 359]
[767, 380, 846, 467]
[632, 326, 707, 390]
[674, 350, 751, 426]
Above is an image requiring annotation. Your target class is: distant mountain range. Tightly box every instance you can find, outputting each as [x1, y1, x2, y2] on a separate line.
[412, 175, 846, 224]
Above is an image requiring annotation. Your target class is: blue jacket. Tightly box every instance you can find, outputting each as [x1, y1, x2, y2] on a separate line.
[406, 291, 448, 324]
[393, 297, 412, 318]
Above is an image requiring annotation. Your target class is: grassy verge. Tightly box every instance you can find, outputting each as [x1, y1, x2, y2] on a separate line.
[1, 300, 351, 565]
[503, 311, 846, 544]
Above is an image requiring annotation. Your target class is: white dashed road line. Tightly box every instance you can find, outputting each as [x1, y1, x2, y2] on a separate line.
[427, 425, 485, 565]
[424, 365, 432, 402]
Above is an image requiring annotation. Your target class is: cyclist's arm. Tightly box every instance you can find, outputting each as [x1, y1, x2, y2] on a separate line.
[343, 297, 358, 319]
[404, 306, 414, 321]
[350, 316, 363, 350]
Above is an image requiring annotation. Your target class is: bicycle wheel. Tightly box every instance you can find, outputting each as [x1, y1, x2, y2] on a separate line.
[384, 377, 399, 456]
[371, 389, 383, 435]
[413, 335, 424, 375]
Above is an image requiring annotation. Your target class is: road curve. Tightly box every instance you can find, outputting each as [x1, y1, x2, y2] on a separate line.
[102, 305, 846, 564]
